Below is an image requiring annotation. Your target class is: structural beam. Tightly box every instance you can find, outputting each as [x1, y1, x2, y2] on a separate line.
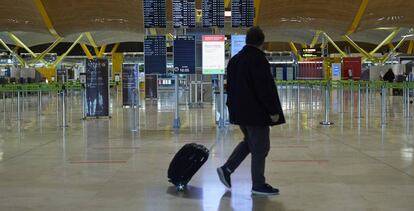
[85, 32, 98, 48]
[347, 0, 369, 35]
[323, 33, 348, 57]
[254, 0, 262, 26]
[0, 39, 27, 66]
[111, 43, 120, 54]
[52, 34, 84, 67]
[381, 38, 406, 64]
[369, 28, 400, 55]
[310, 31, 321, 48]
[342, 35, 377, 62]
[97, 45, 107, 58]
[80, 43, 94, 60]
[224, 0, 231, 8]
[407, 40, 414, 54]
[34, 0, 60, 38]
[30, 37, 64, 64]
[7, 32, 48, 64]
[289, 42, 302, 61]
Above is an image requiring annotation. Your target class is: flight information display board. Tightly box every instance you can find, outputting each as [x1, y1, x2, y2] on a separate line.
[144, 36, 167, 74]
[144, 0, 166, 28]
[202, 0, 224, 28]
[174, 36, 196, 74]
[232, 0, 254, 27]
[231, 35, 246, 57]
[173, 0, 196, 28]
[202, 35, 225, 75]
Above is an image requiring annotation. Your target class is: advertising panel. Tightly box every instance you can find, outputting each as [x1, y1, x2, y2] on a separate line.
[202, 35, 225, 75]
[85, 59, 109, 117]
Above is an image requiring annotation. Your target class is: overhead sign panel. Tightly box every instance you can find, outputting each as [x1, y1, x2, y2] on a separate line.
[144, 0, 166, 28]
[144, 36, 167, 74]
[174, 35, 196, 74]
[231, 0, 254, 27]
[173, 0, 196, 28]
[301, 48, 322, 58]
[202, 35, 225, 75]
[202, 0, 224, 28]
[231, 35, 246, 57]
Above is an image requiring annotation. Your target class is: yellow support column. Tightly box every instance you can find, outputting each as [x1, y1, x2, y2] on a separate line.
[97, 45, 107, 58]
[0, 39, 27, 66]
[52, 34, 84, 67]
[34, 0, 60, 38]
[111, 43, 120, 54]
[80, 44, 94, 60]
[289, 42, 302, 61]
[407, 40, 414, 54]
[112, 53, 124, 80]
[347, 0, 369, 35]
[254, 0, 262, 26]
[342, 35, 377, 62]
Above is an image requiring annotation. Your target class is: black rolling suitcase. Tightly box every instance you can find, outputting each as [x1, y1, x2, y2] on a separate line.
[168, 143, 209, 191]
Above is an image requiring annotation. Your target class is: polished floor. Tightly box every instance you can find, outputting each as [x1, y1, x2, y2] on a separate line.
[0, 86, 413, 211]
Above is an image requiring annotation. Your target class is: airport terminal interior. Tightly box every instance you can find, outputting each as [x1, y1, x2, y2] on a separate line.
[1, 0, 414, 210]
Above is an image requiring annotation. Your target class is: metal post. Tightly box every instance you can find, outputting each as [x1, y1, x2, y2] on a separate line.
[365, 83, 369, 116]
[173, 74, 181, 129]
[132, 88, 137, 132]
[218, 74, 225, 128]
[350, 81, 354, 114]
[82, 87, 86, 119]
[296, 83, 300, 114]
[358, 82, 361, 118]
[17, 91, 20, 121]
[37, 91, 41, 116]
[381, 85, 387, 126]
[62, 87, 67, 127]
[340, 83, 344, 113]
[2, 92, 5, 113]
[309, 84, 313, 119]
[320, 81, 333, 125]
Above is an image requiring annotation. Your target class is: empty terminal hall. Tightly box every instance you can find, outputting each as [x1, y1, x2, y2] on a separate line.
[1, 0, 414, 211]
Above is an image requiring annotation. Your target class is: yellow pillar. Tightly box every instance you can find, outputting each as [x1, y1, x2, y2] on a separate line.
[112, 53, 123, 80]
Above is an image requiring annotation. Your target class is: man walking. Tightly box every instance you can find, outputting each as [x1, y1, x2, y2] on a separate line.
[217, 27, 285, 196]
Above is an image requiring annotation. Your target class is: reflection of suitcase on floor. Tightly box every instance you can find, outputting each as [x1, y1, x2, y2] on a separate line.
[168, 143, 209, 191]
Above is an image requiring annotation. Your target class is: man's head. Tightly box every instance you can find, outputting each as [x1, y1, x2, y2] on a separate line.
[246, 26, 265, 49]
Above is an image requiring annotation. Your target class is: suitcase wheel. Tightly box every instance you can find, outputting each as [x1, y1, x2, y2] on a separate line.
[176, 183, 187, 192]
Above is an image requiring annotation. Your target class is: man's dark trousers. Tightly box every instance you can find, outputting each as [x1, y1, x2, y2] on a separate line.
[222, 126, 270, 189]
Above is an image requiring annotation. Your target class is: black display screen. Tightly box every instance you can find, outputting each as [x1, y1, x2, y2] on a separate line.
[144, 36, 167, 74]
[174, 36, 196, 74]
[202, 0, 224, 28]
[144, 0, 166, 28]
[231, 0, 254, 27]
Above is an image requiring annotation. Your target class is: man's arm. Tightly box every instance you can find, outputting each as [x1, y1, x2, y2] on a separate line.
[250, 56, 279, 116]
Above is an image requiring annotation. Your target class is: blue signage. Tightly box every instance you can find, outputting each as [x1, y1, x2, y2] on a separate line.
[231, 35, 246, 58]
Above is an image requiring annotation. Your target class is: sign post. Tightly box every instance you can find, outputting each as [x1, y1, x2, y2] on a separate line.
[202, 35, 226, 128]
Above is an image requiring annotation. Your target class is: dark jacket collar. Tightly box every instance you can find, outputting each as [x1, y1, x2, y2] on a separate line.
[242, 45, 265, 55]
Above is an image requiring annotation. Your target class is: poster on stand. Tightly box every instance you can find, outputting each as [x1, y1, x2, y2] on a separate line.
[122, 64, 139, 106]
[85, 59, 109, 117]
[202, 35, 225, 75]
[332, 63, 342, 80]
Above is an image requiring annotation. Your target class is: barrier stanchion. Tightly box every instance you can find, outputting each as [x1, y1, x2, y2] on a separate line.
[173, 74, 181, 129]
[309, 82, 313, 119]
[2, 91, 5, 113]
[218, 74, 225, 129]
[381, 83, 387, 126]
[17, 89, 21, 121]
[320, 80, 334, 125]
[61, 83, 68, 128]
[358, 81, 362, 119]
[365, 82, 369, 117]
[132, 88, 138, 132]
[296, 81, 300, 114]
